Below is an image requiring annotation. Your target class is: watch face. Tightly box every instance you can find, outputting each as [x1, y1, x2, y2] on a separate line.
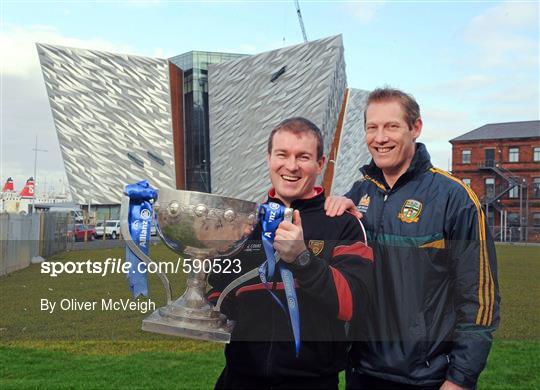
[297, 251, 311, 267]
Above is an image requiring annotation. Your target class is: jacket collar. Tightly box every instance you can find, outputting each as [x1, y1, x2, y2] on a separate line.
[360, 143, 433, 190]
[267, 187, 325, 212]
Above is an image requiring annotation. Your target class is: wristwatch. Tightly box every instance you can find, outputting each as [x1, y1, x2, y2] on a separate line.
[292, 249, 312, 268]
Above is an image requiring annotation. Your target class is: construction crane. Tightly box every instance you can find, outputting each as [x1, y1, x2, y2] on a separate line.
[294, 0, 308, 42]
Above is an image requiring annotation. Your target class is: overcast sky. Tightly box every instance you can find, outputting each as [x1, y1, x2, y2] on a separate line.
[1, 0, 538, 195]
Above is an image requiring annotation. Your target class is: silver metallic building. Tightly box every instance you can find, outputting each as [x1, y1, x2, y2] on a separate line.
[37, 43, 176, 205]
[37, 36, 369, 206]
[209, 35, 347, 201]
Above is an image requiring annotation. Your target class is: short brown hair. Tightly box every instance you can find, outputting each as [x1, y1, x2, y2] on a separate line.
[364, 87, 421, 130]
[267, 117, 324, 160]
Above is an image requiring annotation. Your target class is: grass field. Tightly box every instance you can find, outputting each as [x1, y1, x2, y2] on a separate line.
[1, 244, 539, 388]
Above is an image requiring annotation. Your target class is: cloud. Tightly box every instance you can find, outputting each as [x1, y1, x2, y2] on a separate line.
[0, 24, 136, 78]
[0, 25, 135, 193]
[152, 47, 175, 59]
[346, 1, 386, 23]
[476, 105, 539, 121]
[418, 75, 494, 96]
[420, 107, 481, 170]
[421, 107, 475, 142]
[483, 82, 539, 105]
[463, 1, 539, 69]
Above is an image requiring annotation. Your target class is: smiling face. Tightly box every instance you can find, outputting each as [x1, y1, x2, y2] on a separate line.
[365, 100, 422, 186]
[267, 129, 325, 206]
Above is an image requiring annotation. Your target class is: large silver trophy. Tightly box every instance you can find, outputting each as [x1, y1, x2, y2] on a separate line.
[120, 188, 259, 343]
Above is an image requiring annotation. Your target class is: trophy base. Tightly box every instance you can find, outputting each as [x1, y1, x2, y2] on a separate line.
[142, 307, 233, 343]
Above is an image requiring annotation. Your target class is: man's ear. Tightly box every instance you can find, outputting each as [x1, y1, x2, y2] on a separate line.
[317, 155, 326, 174]
[412, 118, 423, 141]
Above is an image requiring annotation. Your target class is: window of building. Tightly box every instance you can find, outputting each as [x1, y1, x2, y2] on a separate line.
[485, 178, 495, 198]
[508, 213, 520, 227]
[462, 150, 471, 164]
[534, 147, 540, 162]
[462, 178, 471, 187]
[509, 185, 519, 198]
[509, 147, 519, 162]
[534, 177, 540, 198]
[533, 213, 540, 233]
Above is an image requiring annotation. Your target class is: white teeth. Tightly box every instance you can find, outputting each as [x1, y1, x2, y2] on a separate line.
[282, 175, 300, 182]
[378, 147, 393, 153]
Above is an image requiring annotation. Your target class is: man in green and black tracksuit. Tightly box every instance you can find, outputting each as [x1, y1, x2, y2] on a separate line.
[326, 88, 500, 390]
[208, 117, 374, 389]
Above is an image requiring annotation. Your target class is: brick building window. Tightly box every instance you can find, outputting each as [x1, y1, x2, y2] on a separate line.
[485, 178, 495, 198]
[533, 213, 540, 233]
[509, 147, 519, 162]
[462, 178, 471, 187]
[508, 213, 520, 226]
[534, 178, 540, 198]
[462, 150, 471, 164]
[534, 147, 540, 162]
[509, 185, 519, 198]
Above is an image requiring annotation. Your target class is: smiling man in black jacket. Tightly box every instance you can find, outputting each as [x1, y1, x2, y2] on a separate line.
[208, 117, 374, 389]
[325, 88, 500, 390]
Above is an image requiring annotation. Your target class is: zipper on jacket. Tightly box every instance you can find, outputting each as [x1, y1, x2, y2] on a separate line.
[377, 189, 390, 236]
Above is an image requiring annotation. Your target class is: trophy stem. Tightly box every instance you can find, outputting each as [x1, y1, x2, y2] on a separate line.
[142, 249, 233, 342]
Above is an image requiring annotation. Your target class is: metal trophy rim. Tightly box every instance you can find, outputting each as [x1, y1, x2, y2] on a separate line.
[154, 187, 259, 258]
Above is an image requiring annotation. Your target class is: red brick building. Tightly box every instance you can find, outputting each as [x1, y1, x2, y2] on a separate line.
[450, 120, 540, 242]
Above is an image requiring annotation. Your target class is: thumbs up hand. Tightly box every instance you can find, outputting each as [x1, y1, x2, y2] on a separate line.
[274, 210, 307, 263]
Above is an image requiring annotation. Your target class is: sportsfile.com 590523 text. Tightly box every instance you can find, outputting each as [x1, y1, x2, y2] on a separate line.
[40, 258, 242, 277]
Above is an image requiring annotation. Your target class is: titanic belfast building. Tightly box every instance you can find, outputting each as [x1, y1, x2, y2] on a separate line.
[37, 35, 370, 208]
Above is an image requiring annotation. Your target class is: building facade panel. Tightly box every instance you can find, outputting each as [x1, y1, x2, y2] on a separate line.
[37, 43, 176, 204]
[208, 35, 347, 201]
[331, 88, 370, 196]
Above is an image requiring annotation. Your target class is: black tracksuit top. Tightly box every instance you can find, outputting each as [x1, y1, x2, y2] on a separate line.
[208, 189, 374, 381]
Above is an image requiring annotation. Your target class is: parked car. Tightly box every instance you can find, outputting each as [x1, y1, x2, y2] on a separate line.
[67, 224, 96, 242]
[95, 221, 104, 238]
[96, 219, 156, 239]
[105, 220, 121, 239]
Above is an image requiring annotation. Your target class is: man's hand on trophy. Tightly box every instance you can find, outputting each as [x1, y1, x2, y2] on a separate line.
[274, 210, 307, 263]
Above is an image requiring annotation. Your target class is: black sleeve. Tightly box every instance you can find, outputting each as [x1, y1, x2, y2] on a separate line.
[287, 215, 374, 323]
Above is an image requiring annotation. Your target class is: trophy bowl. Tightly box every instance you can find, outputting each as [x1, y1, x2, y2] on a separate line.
[121, 187, 259, 343]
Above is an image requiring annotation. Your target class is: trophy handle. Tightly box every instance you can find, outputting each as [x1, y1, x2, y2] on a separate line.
[214, 207, 294, 313]
[120, 195, 173, 304]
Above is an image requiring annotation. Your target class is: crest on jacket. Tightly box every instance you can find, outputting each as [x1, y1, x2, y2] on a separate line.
[398, 199, 423, 223]
[357, 194, 370, 213]
[308, 240, 325, 256]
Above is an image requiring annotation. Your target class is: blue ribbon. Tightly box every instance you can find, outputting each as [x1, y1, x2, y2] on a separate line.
[259, 202, 301, 357]
[125, 180, 157, 298]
